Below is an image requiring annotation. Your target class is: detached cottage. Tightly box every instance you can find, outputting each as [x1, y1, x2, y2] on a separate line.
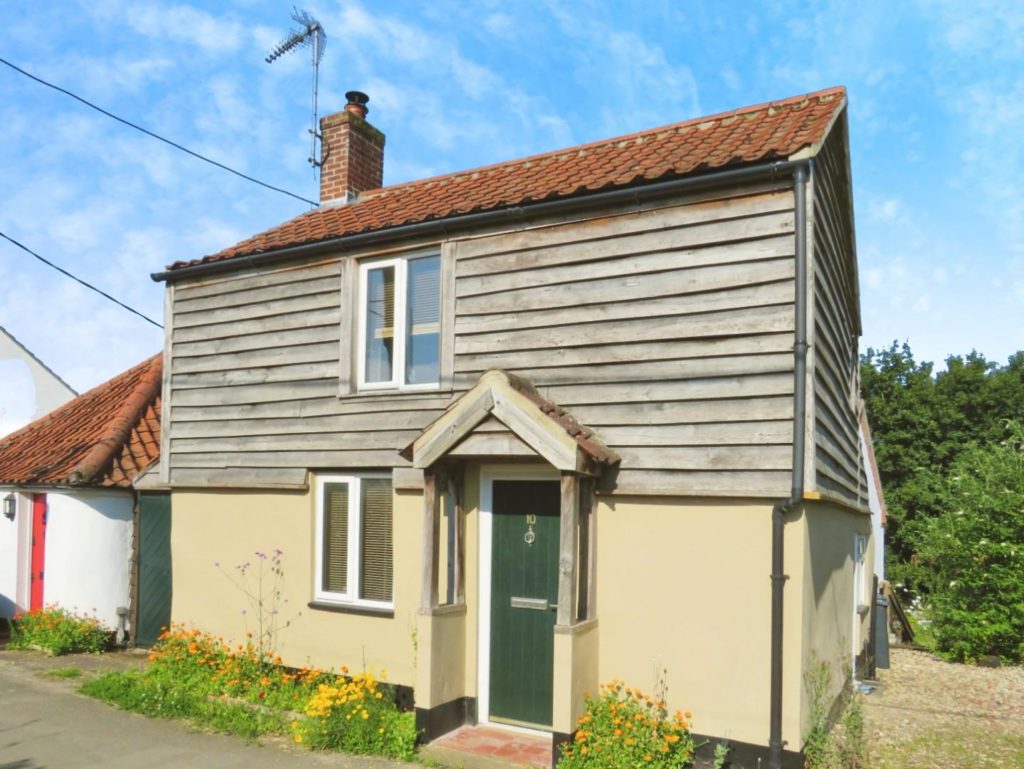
[153, 86, 872, 768]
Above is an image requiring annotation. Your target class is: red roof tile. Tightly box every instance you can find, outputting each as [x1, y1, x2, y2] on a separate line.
[169, 86, 846, 271]
[0, 355, 162, 488]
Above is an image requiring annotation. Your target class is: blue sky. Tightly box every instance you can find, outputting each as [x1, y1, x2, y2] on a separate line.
[1, 1, 1022, 434]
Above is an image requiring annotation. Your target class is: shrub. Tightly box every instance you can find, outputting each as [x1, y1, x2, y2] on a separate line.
[292, 669, 417, 760]
[557, 679, 696, 768]
[915, 421, 1024, 662]
[7, 606, 110, 655]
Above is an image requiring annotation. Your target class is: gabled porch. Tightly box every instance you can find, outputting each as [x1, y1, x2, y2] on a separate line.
[403, 370, 619, 759]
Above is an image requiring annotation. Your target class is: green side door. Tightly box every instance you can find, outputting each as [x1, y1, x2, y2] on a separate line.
[489, 479, 560, 730]
[136, 492, 172, 647]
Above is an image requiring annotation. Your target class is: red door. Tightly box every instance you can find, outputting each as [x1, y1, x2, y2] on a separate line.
[30, 493, 46, 610]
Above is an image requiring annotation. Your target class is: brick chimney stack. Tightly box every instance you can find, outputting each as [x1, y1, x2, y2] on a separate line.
[319, 91, 385, 204]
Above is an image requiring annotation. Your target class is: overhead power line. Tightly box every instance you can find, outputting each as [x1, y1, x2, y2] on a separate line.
[0, 56, 319, 207]
[0, 231, 163, 329]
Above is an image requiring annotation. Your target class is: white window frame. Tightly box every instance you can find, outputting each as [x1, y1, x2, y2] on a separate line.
[356, 251, 441, 392]
[853, 533, 869, 611]
[313, 474, 394, 610]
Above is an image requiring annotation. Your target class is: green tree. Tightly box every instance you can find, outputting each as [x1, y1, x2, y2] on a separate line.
[861, 342, 1024, 593]
[915, 421, 1024, 662]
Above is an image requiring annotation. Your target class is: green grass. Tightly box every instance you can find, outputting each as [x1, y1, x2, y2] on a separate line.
[80, 672, 286, 741]
[44, 667, 82, 679]
[870, 726, 1024, 769]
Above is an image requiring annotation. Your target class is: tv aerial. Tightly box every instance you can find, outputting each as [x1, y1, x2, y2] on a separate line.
[266, 8, 327, 178]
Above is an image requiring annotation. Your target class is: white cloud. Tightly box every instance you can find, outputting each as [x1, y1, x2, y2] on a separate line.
[122, 2, 246, 54]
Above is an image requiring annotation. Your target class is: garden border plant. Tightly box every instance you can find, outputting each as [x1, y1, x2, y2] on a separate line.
[6, 606, 112, 656]
[557, 676, 697, 768]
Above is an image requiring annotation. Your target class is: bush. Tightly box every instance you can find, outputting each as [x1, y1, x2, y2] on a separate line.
[557, 679, 696, 768]
[915, 421, 1024, 662]
[292, 669, 417, 760]
[7, 606, 111, 655]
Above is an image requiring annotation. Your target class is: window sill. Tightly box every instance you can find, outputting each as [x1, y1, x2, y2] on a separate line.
[337, 387, 453, 402]
[308, 601, 395, 618]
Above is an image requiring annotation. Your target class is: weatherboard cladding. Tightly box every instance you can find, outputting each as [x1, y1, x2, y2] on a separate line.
[809, 117, 868, 507]
[0, 354, 162, 488]
[167, 86, 845, 271]
[166, 182, 799, 496]
[163, 86, 859, 501]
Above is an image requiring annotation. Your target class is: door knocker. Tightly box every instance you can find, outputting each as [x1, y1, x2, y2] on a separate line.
[524, 513, 537, 545]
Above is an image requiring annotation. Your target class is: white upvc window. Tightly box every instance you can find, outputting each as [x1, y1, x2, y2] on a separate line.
[314, 474, 394, 609]
[357, 252, 441, 390]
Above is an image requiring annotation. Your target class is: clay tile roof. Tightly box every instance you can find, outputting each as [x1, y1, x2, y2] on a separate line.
[500, 371, 620, 466]
[168, 86, 846, 272]
[0, 354, 162, 489]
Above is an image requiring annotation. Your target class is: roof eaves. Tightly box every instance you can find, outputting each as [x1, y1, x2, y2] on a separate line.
[66, 357, 162, 485]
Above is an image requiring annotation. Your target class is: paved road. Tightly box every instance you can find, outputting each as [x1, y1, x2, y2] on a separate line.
[0, 653, 404, 769]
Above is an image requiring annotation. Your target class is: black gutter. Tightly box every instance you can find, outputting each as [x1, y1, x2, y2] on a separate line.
[768, 161, 811, 769]
[152, 158, 810, 283]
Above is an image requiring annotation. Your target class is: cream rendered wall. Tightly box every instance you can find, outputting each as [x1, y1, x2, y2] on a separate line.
[170, 488, 423, 686]
[797, 501, 873, 732]
[594, 496, 807, 749]
[44, 490, 134, 628]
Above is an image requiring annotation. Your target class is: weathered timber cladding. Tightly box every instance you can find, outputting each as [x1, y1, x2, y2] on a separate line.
[452, 186, 796, 496]
[809, 117, 867, 508]
[166, 185, 798, 496]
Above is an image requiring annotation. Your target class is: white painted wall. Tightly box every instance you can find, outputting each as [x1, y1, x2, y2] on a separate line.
[43, 490, 134, 629]
[0, 328, 77, 438]
[0, 490, 33, 618]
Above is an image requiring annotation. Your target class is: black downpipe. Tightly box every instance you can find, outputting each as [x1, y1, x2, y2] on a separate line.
[768, 162, 810, 769]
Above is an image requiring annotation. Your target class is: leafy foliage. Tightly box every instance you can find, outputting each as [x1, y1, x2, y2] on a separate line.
[292, 668, 417, 759]
[81, 623, 415, 757]
[914, 422, 1024, 661]
[861, 343, 1024, 593]
[81, 671, 286, 740]
[557, 679, 696, 768]
[803, 660, 866, 769]
[7, 606, 111, 655]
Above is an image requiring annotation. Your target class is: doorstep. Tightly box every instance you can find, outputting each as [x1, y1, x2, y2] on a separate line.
[419, 725, 553, 769]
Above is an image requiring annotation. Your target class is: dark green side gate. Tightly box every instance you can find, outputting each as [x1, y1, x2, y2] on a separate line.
[135, 492, 172, 647]
[489, 479, 560, 730]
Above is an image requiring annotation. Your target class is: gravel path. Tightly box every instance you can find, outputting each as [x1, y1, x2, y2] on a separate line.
[864, 647, 1024, 769]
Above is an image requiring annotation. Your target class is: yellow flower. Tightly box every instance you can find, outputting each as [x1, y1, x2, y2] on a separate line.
[294, 733, 303, 744]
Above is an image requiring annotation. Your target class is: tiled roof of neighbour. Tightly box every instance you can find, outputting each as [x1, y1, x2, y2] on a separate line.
[168, 86, 846, 271]
[0, 354, 162, 488]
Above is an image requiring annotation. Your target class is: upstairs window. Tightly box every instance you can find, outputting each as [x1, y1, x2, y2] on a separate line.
[359, 253, 441, 389]
[315, 475, 394, 609]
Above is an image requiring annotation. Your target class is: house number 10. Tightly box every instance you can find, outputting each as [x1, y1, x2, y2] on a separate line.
[524, 513, 537, 545]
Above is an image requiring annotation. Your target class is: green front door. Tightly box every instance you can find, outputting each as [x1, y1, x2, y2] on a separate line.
[489, 479, 560, 729]
[136, 492, 172, 647]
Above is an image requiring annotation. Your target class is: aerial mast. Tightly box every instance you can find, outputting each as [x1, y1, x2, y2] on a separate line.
[266, 8, 327, 178]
